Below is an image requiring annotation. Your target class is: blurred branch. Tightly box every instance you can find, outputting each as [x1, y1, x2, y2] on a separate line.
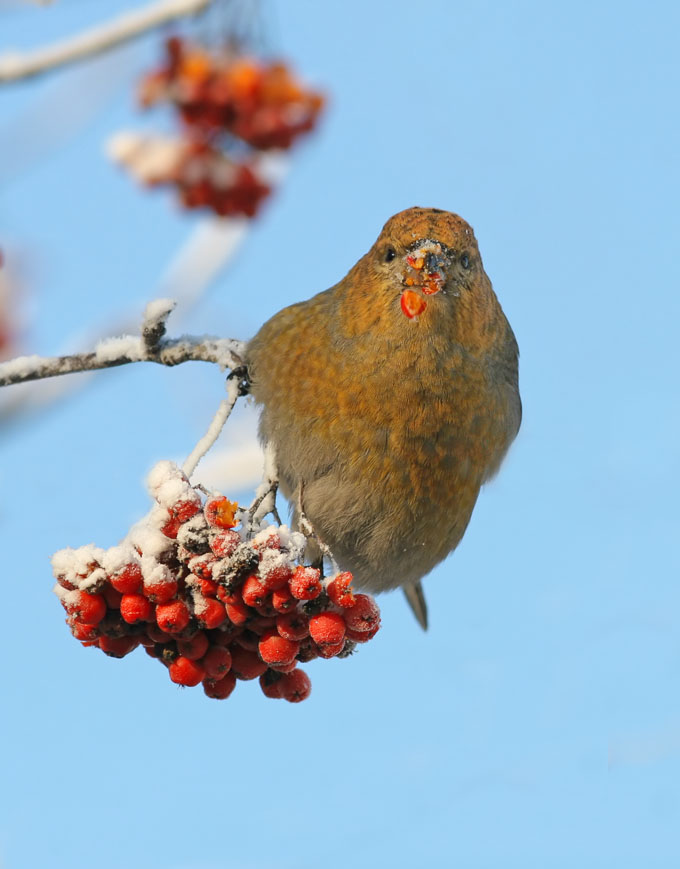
[0, 298, 246, 387]
[0, 0, 212, 83]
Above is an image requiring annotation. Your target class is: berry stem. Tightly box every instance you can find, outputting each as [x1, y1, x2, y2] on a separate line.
[182, 376, 242, 478]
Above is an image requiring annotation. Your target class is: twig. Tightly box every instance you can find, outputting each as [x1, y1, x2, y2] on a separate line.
[0, 299, 246, 387]
[243, 442, 281, 532]
[182, 375, 241, 477]
[0, 0, 212, 83]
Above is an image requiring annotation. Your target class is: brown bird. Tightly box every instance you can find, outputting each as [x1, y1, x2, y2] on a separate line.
[246, 207, 521, 628]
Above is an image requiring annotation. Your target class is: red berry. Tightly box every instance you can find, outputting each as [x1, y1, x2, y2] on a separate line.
[120, 593, 154, 624]
[241, 574, 267, 608]
[225, 599, 251, 626]
[288, 566, 322, 600]
[102, 584, 123, 609]
[258, 562, 292, 591]
[345, 623, 380, 643]
[169, 656, 206, 686]
[230, 645, 268, 680]
[252, 529, 281, 553]
[259, 670, 284, 699]
[145, 623, 172, 644]
[258, 630, 299, 667]
[279, 669, 311, 703]
[177, 630, 210, 660]
[199, 577, 219, 597]
[156, 599, 190, 633]
[271, 587, 295, 612]
[188, 553, 216, 580]
[201, 645, 232, 679]
[196, 597, 226, 629]
[109, 562, 143, 594]
[217, 586, 240, 605]
[143, 577, 178, 604]
[269, 659, 298, 674]
[316, 640, 345, 658]
[67, 591, 107, 625]
[172, 497, 201, 523]
[204, 496, 238, 529]
[210, 529, 241, 557]
[70, 622, 100, 642]
[160, 512, 182, 539]
[326, 572, 356, 608]
[344, 594, 380, 632]
[276, 612, 309, 641]
[98, 635, 140, 658]
[296, 637, 319, 663]
[203, 672, 237, 699]
[254, 601, 277, 619]
[309, 611, 346, 646]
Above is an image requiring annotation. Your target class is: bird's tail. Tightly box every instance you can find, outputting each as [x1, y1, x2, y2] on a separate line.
[403, 581, 428, 630]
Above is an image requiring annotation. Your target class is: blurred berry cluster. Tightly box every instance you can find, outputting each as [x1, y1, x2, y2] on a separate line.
[111, 37, 324, 218]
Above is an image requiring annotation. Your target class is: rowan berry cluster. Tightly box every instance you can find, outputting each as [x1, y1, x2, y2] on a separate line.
[116, 37, 324, 217]
[140, 37, 325, 150]
[52, 462, 380, 703]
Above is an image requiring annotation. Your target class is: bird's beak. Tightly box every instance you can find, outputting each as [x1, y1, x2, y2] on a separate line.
[400, 243, 448, 319]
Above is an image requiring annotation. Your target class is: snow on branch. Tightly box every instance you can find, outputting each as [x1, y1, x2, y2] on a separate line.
[0, 298, 246, 387]
[0, 0, 212, 83]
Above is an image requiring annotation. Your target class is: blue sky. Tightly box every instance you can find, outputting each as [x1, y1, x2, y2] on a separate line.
[1, 1, 680, 867]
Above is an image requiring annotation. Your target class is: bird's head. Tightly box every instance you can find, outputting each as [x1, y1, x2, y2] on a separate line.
[373, 207, 483, 321]
[338, 207, 492, 343]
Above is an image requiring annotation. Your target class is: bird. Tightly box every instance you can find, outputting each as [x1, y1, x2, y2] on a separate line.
[246, 207, 521, 629]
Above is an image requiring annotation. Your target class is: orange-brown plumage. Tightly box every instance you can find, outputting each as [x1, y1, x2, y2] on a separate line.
[247, 207, 520, 627]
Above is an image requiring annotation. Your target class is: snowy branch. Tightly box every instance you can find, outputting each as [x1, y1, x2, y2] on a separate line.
[0, 299, 246, 387]
[0, 0, 212, 83]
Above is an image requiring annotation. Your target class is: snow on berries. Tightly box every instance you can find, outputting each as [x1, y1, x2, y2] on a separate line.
[52, 461, 380, 703]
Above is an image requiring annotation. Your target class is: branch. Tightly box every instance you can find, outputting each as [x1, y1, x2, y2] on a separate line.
[0, 298, 246, 387]
[0, 0, 212, 83]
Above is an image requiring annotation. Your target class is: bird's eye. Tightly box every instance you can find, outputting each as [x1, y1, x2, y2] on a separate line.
[384, 247, 396, 263]
[460, 253, 470, 269]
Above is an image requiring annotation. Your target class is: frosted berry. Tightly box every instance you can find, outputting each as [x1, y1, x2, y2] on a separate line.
[326, 572, 356, 608]
[309, 611, 346, 647]
[204, 496, 238, 529]
[259, 562, 292, 592]
[344, 595, 380, 633]
[143, 576, 178, 604]
[276, 612, 309, 641]
[196, 598, 227, 629]
[289, 566, 322, 600]
[110, 563, 143, 594]
[67, 591, 107, 625]
[258, 630, 299, 667]
[210, 529, 241, 558]
[156, 599, 190, 633]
